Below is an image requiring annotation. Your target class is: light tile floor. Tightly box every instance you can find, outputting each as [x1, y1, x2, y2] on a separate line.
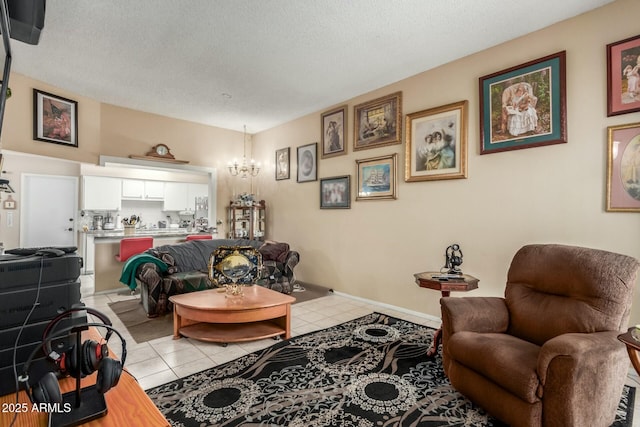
[79, 275, 640, 425]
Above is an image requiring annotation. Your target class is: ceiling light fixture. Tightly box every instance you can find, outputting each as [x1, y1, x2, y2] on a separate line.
[228, 125, 260, 179]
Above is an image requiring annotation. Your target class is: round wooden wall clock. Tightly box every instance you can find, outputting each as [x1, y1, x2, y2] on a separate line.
[146, 144, 175, 159]
[129, 144, 189, 164]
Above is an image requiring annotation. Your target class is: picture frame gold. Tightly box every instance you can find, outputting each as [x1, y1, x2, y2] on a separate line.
[353, 92, 402, 151]
[356, 154, 397, 201]
[321, 105, 347, 159]
[606, 121, 640, 212]
[405, 100, 468, 182]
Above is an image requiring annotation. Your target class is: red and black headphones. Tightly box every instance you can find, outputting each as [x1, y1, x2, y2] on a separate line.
[19, 307, 127, 404]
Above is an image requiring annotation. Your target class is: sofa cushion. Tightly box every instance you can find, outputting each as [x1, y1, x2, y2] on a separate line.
[448, 331, 541, 403]
[259, 241, 290, 263]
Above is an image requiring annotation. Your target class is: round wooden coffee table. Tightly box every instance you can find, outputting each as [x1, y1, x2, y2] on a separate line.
[169, 285, 296, 344]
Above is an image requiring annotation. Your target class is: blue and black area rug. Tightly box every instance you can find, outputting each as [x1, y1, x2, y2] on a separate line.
[146, 312, 634, 426]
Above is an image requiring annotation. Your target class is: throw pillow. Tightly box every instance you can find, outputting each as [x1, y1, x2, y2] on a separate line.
[259, 241, 290, 264]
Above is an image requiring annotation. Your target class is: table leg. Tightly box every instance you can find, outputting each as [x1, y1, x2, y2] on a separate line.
[426, 328, 442, 358]
[626, 346, 640, 376]
[173, 308, 182, 340]
[426, 290, 449, 358]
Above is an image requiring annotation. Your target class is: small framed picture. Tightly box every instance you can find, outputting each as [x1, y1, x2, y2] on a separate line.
[353, 92, 402, 151]
[606, 122, 640, 212]
[356, 154, 397, 201]
[320, 175, 350, 209]
[297, 142, 317, 183]
[275, 147, 290, 180]
[321, 105, 347, 159]
[479, 51, 566, 155]
[33, 89, 78, 147]
[607, 34, 640, 116]
[405, 100, 468, 182]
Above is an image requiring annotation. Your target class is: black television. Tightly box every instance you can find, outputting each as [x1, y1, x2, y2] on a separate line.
[0, 0, 45, 191]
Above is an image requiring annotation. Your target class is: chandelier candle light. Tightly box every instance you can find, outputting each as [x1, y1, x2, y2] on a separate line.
[228, 125, 260, 179]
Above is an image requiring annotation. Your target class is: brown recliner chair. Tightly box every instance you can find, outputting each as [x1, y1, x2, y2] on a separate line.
[440, 244, 640, 427]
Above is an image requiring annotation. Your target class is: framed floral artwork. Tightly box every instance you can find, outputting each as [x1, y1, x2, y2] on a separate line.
[355, 154, 397, 201]
[479, 51, 566, 155]
[353, 92, 402, 151]
[33, 89, 78, 147]
[321, 105, 347, 159]
[606, 122, 640, 212]
[405, 100, 468, 182]
[275, 147, 290, 180]
[297, 142, 317, 183]
[607, 34, 640, 116]
[320, 175, 350, 209]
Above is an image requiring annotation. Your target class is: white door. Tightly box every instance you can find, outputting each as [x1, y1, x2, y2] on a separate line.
[21, 174, 78, 247]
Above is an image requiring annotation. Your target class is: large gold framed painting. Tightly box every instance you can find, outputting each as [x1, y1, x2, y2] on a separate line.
[607, 122, 640, 212]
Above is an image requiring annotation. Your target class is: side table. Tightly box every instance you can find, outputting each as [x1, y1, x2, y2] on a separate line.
[618, 327, 640, 376]
[414, 271, 479, 357]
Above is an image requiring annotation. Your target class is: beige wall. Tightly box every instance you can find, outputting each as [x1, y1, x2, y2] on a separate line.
[1, 0, 639, 323]
[253, 0, 640, 322]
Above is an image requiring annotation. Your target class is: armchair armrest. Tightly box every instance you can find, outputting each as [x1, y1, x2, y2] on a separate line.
[537, 331, 629, 425]
[441, 296, 509, 334]
[537, 331, 625, 386]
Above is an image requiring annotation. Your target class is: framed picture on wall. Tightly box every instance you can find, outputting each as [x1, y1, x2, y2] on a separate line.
[355, 153, 397, 201]
[297, 142, 317, 183]
[33, 89, 78, 147]
[321, 105, 347, 159]
[607, 34, 640, 116]
[275, 147, 290, 180]
[353, 92, 402, 151]
[320, 175, 350, 209]
[479, 51, 566, 155]
[606, 122, 640, 212]
[405, 100, 468, 182]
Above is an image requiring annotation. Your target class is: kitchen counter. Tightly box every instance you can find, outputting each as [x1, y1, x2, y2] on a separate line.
[89, 229, 216, 293]
[86, 228, 197, 239]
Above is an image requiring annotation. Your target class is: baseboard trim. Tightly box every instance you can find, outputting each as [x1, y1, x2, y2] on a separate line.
[332, 290, 441, 323]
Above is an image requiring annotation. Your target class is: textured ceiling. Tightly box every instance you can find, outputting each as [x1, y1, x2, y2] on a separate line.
[10, 0, 613, 133]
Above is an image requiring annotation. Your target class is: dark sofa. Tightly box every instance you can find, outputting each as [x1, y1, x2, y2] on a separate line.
[134, 239, 300, 317]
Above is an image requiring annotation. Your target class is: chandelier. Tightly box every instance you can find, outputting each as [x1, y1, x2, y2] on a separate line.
[228, 125, 260, 179]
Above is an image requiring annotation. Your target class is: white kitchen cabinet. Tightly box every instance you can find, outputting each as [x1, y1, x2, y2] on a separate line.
[122, 179, 164, 200]
[164, 182, 208, 211]
[122, 179, 144, 199]
[82, 176, 122, 210]
[85, 234, 95, 274]
[144, 181, 165, 199]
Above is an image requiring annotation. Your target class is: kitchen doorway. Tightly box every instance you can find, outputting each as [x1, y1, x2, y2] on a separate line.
[20, 174, 78, 248]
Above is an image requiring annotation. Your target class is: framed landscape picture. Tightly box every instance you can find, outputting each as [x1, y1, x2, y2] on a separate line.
[606, 122, 640, 212]
[356, 154, 397, 201]
[297, 142, 317, 183]
[479, 51, 566, 155]
[607, 34, 640, 116]
[275, 147, 290, 180]
[405, 100, 468, 182]
[321, 105, 347, 159]
[320, 175, 350, 209]
[33, 89, 78, 147]
[353, 92, 402, 151]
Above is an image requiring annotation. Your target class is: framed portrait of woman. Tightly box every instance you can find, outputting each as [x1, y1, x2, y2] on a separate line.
[321, 105, 347, 159]
[405, 100, 468, 182]
[479, 51, 566, 155]
[607, 34, 640, 116]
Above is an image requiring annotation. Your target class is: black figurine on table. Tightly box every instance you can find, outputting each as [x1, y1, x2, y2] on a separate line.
[444, 244, 463, 275]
